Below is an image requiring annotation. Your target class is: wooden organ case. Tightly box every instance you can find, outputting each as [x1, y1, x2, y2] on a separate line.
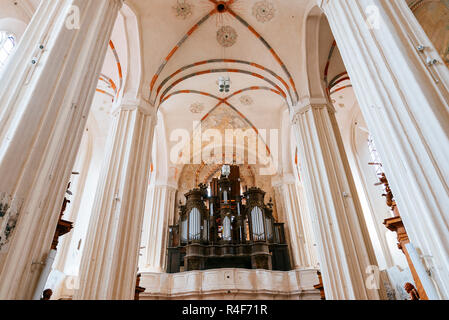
[167, 165, 292, 273]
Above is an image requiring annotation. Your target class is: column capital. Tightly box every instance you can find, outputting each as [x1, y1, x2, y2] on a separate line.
[112, 98, 156, 117]
[290, 98, 335, 124]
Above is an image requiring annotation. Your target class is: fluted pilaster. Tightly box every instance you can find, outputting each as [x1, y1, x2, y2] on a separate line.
[320, 0, 449, 298]
[0, 0, 122, 299]
[76, 103, 155, 300]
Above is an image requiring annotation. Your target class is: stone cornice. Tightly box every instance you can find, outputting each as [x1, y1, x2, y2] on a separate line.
[317, 0, 330, 11]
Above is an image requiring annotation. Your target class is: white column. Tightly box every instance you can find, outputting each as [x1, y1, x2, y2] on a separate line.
[75, 102, 155, 300]
[139, 185, 177, 273]
[0, 0, 122, 300]
[292, 103, 381, 300]
[274, 175, 318, 269]
[53, 130, 93, 274]
[320, 0, 449, 298]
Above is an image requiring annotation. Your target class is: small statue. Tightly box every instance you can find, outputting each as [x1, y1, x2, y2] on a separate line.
[404, 282, 420, 300]
[41, 289, 53, 300]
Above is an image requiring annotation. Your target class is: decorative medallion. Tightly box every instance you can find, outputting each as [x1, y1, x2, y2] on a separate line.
[230, 118, 244, 128]
[240, 95, 253, 106]
[217, 26, 238, 47]
[190, 102, 205, 114]
[252, 1, 276, 23]
[173, 0, 193, 20]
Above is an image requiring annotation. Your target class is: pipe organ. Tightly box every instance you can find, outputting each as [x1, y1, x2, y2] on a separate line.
[167, 165, 292, 272]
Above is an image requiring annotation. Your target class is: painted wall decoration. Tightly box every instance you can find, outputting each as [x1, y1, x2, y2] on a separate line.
[240, 95, 254, 106]
[189, 102, 205, 114]
[217, 25, 238, 47]
[411, 0, 449, 66]
[252, 0, 276, 23]
[173, 0, 193, 20]
[0, 194, 23, 253]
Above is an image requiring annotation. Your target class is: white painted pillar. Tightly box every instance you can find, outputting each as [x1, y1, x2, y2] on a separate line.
[0, 0, 122, 300]
[75, 102, 155, 300]
[274, 175, 318, 269]
[139, 185, 177, 273]
[320, 0, 449, 298]
[292, 102, 381, 300]
[294, 182, 320, 268]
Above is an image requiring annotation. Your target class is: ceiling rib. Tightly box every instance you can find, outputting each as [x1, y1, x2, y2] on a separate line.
[149, 1, 299, 105]
[159, 68, 286, 105]
[156, 59, 293, 103]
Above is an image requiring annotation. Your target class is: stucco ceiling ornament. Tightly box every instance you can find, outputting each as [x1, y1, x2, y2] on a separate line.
[252, 0, 276, 23]
[240, 95, 253, 106]
[189, 102, 205, 114]
[217, 26, 238, 47]
[173, 0, 193, 20]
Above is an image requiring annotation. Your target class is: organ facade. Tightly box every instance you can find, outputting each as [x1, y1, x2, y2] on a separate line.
[167, 165, 291, 273]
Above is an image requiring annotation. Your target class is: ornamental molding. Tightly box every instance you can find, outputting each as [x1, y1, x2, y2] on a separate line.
[173, 0, 194, 20]
[217, 26, 238, 47]
[271, 173, 297, 188]
[112, 98, 156, 117]
[291, 104, 334, 124]
[150, 184, 178, 191]
[290, 98, 335, 123]
[408, 0, 440, 12]
[0, 193, 24, 253]
[252, 1, 276, 23]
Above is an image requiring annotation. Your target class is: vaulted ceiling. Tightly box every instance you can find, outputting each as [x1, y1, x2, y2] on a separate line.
[124, 0, 315, 176]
